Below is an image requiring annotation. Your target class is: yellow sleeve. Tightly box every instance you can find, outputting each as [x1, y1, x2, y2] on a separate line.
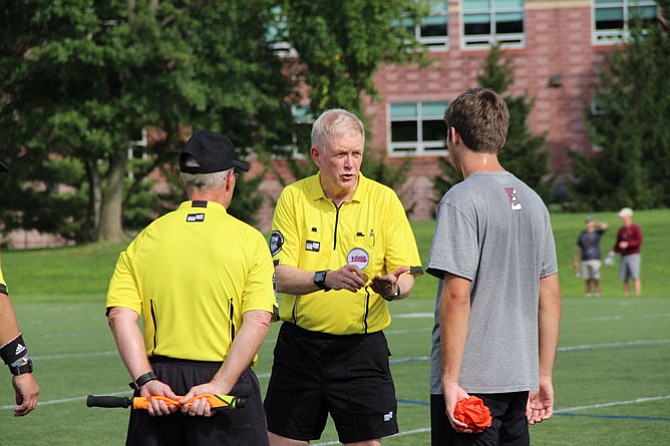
[270, 186, 301, 267]
[242, 230, 279, 318]
[382, 190, 422, 271]
[106, 248, 142, 314]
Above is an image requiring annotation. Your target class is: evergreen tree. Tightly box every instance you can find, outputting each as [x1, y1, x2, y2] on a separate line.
[570, 8, 670, 210]
[434, 44, 552, 201]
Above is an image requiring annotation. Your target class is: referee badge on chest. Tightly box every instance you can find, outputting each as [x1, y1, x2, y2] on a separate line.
[347, 247, 369, 270]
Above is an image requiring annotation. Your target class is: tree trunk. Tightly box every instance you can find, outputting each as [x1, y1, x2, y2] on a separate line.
[84, 160, 102, 242]
[98, 152, 126, 241]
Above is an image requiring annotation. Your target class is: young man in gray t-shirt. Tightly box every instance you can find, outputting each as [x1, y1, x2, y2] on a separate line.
[427, 88, 562, 446]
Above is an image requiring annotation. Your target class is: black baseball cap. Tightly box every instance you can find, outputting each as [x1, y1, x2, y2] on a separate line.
[0, 160, 9, 173]
[179, 130, 249, 174]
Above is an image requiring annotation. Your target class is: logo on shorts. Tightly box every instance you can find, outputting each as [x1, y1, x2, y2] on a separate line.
[504, 187, 522, 210]
[384, 410, 394, 422]
[347, 248, 369, 270]
[270, 230, 284, 256]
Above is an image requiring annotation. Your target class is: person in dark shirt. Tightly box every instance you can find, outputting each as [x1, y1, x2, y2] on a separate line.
[573, 216, 609, 297]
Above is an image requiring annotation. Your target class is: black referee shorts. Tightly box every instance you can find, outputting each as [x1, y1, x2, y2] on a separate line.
[430, 392, 530, 446]
[125, 356, 268, 446]
[264, 322, 398, 444]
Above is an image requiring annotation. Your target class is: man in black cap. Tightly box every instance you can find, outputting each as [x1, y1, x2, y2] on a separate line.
[105, 130, 278, 445]
[0, 160, 40, 416]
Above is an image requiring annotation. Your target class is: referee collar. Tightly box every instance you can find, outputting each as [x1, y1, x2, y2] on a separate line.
[309, 172, 365, 204]
[178, 200, 228, 213]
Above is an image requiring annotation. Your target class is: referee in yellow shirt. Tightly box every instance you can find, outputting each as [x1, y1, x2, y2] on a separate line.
[106, 130, 277, 446]
[264, 109, 422, 446]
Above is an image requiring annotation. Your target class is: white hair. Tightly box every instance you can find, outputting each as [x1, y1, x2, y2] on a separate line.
[180, 156, 232, 190]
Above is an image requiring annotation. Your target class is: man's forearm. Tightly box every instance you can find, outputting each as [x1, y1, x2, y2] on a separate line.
[439, 274, 471, 387]
[0, 293, 21, 346]
[275, 264, 322, 295]
[210, 310, 271, 394]
[107, 307, 153, 380]
[538, 274, 561, 378]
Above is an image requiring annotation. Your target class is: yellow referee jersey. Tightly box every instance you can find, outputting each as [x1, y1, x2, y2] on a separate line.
[0, 259, 8, 295]
[271, 173, 421, 335]
[106, 200, 277, 362]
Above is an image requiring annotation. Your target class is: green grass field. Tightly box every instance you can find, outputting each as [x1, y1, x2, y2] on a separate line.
[1, 210, 669, 445]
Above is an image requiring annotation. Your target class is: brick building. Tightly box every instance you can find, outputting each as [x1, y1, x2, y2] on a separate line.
[260, 0, 659, 231]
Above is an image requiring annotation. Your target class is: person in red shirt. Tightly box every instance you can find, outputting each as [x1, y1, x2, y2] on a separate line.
[609, 208, 643, 296]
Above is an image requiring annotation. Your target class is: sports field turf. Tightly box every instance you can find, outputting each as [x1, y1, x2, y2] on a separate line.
[1, 212, 669, 445]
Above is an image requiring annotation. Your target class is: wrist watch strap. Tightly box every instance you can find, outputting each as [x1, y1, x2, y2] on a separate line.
[129, 371, 158, 390]
[9, 357, 33, 376]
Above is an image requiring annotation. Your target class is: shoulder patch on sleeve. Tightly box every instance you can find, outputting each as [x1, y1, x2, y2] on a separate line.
[270, 230, 284, 256]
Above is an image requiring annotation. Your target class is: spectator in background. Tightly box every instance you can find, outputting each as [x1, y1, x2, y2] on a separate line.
[573, 216, 609, 297]
[609, 207, 643, 296]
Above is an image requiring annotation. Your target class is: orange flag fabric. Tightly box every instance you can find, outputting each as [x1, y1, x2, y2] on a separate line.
[454, 396, 492, 433]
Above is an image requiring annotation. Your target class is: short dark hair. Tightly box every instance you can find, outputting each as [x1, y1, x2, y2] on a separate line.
[444, 88, 509, 154]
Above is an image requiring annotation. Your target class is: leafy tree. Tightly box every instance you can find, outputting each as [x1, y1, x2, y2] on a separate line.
[433, 44, 552, 201]
[279, 0, 427, 117]
[0, 0, 292, 242]
[271, 0, 428, 199]
[570, 6, 670, 210]
[1, 0, 428, 243]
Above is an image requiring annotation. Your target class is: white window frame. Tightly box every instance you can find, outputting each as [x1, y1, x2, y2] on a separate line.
[267, 6, 298, 56]
[271, 105, 311, 159]
[416, 0, 450, 50]
[127, 128, 148, 179]
[388, 101, 449, 157]
[461, 0, 525, 50]
[395, 1, 449, 51]
[593, 0, 658, 44]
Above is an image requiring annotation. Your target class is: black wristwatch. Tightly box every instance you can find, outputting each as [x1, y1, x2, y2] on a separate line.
[383, 285, 401, 302]
[9, 357, 33, 376]
[129, 371, 158, 390]
[313, 270, 331, 291]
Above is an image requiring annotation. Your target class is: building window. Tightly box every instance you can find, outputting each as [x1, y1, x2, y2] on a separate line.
[462, 0, 525, 49]
[594, 0, 658, 43]
[272, 105, 312, 159]
[266, 6, 297, 56]
[389, 102, 448, 156]
[396, 0, 449, 49]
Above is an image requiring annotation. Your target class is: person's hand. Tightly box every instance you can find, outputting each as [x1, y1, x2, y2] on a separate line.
[619, 241, 629, 249]
[12, 373, 39, 416]
[180, 382, 228, 417]
[527, 377, 554, 425]
[141, 380, 181, 417]
[370, 266, 410, 299]
[327, 264, 368, 292]
[444, 382, 472, 433]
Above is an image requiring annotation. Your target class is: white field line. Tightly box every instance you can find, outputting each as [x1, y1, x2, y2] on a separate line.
[554, 395, 670, 413]
[393, 312, 433, 319]
[0, 390, 127, 410]
[30, 338, 669, 363]
[32, 350, 118, 360]
[312, 428, 432, 446]
[558, 339, 670, 352]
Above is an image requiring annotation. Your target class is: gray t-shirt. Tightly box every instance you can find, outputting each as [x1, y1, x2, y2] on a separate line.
[427, 171, 558, 395]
